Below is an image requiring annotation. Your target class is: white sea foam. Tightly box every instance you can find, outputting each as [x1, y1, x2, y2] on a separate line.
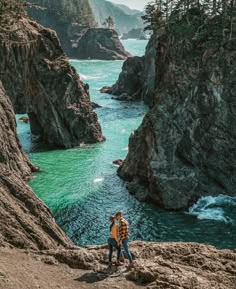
[80, 74, 100, 80]
[122, 147, 128, 151]
[94, 178, 104, 183]
[188, 195, 236, 224]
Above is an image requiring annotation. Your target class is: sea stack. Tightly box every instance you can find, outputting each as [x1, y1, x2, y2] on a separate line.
[0, 6, 104, 149]
[118, 31, 236, 210]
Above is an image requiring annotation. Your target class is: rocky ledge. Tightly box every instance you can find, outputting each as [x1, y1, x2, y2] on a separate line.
[1, 242, 236, 289]
[0, 13, 104, 149]
[118, 33, 236, 210]
[72, 28, 132, 60]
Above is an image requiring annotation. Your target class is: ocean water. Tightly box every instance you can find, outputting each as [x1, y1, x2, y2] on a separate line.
[16, 40, 236, 249]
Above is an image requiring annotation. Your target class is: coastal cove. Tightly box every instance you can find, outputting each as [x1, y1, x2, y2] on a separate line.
[16, 40, 236, 249]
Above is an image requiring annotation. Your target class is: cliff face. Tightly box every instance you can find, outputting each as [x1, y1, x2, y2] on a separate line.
[28, 1, 132, 60]
[0, 14, 104, 148]
[89, 0, 144, 34]
[27, 0, 96, 56]
[118, 34, 236, 210]
[104, 34, 158, 105]
[0, 82, 72, 249]
[71, 28, 132, 60]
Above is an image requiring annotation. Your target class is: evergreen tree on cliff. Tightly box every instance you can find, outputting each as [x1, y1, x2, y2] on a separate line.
[143, 0, 236, 40]
[102, 16, 115, 29]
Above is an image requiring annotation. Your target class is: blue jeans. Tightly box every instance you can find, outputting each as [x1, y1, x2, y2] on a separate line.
[108, 238, 121, 262]
[119, 238, 132, 263]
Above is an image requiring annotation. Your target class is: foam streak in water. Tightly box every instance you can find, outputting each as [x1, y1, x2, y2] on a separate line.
[188, 195, 236, 224]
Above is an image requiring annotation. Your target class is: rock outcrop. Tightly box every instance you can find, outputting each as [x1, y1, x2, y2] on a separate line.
[1, 242, 236, 289]
[108, 56, 145, 101]
[28, 1, 132, 60]
[27, 0, 96, 56]
[0, 81, 72, 250]
[0, 11, 104, 148]
[121, 28, 147, 40]
[72, 28, 132, 60]
[102, 34, 158, 105]
[118, 33, 236, 210]
[89, 0, 144, 34]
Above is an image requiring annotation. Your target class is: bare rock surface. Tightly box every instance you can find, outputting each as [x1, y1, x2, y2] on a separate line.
[1, 242, 236, 289]
[103, 34, 158, 105]
[118, 34, 236, 210]
[0, 81, 73, 250]
[0, 12, 104, 149]
[74, 28, 132, 60]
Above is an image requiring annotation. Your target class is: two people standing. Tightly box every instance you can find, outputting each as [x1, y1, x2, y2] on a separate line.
[108, 211, 134, 268]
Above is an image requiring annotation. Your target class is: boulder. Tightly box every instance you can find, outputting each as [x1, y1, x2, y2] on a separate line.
[113, 159, 124, 166]
[19, 116, 29, 124]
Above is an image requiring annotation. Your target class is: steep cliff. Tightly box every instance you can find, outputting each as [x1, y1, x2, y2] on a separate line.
[118, 31, 236, 210]
[71, 28, 132, 60]
[27, 0, 132, 60]
[27, 0, 96, 56]
[102, 34, 158, 105]
[89, 0, 144, 34]
[0, 81, 73, 249]
[0, 9, 104, 148]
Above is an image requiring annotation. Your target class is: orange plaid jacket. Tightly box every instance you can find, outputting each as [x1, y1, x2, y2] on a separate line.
[119, 218, 129, 240]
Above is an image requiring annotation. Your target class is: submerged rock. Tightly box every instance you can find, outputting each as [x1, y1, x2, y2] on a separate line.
[72, 28, 132, 60]
[0, 12, 104, 149]
[113, 159, 124, 166]
[19, 116, 29, 124]
[118, 33, 236, 210]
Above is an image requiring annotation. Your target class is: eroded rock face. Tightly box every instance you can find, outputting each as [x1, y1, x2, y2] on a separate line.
[118, 34, 236, 210]
[73, 28, 132, 60]
[0, 82, 72, 249]
[0, 15, 104, 148]
[103, 34, 158, 105]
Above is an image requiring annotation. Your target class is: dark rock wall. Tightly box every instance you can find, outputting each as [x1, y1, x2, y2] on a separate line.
[106, 34, 159, 104]
[118, 34, 236, 210]
[0, 82, 73, 249]
[0, 16, 104, 148]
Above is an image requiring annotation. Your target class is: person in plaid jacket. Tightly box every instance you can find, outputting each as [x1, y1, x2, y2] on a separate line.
[115, 211, 134, 268]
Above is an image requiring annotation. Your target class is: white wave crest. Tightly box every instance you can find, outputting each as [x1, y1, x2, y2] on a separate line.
[94, 178, 104, 183]
[188, 195, 236, 224]
[80, 74, 100, 80]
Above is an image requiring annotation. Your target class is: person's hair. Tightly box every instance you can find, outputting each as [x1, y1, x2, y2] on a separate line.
[109, 216, 115, 231]
[115, 211, 122, 217]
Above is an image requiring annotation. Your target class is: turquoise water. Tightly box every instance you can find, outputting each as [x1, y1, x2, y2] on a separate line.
[16, 40, 236, 249]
